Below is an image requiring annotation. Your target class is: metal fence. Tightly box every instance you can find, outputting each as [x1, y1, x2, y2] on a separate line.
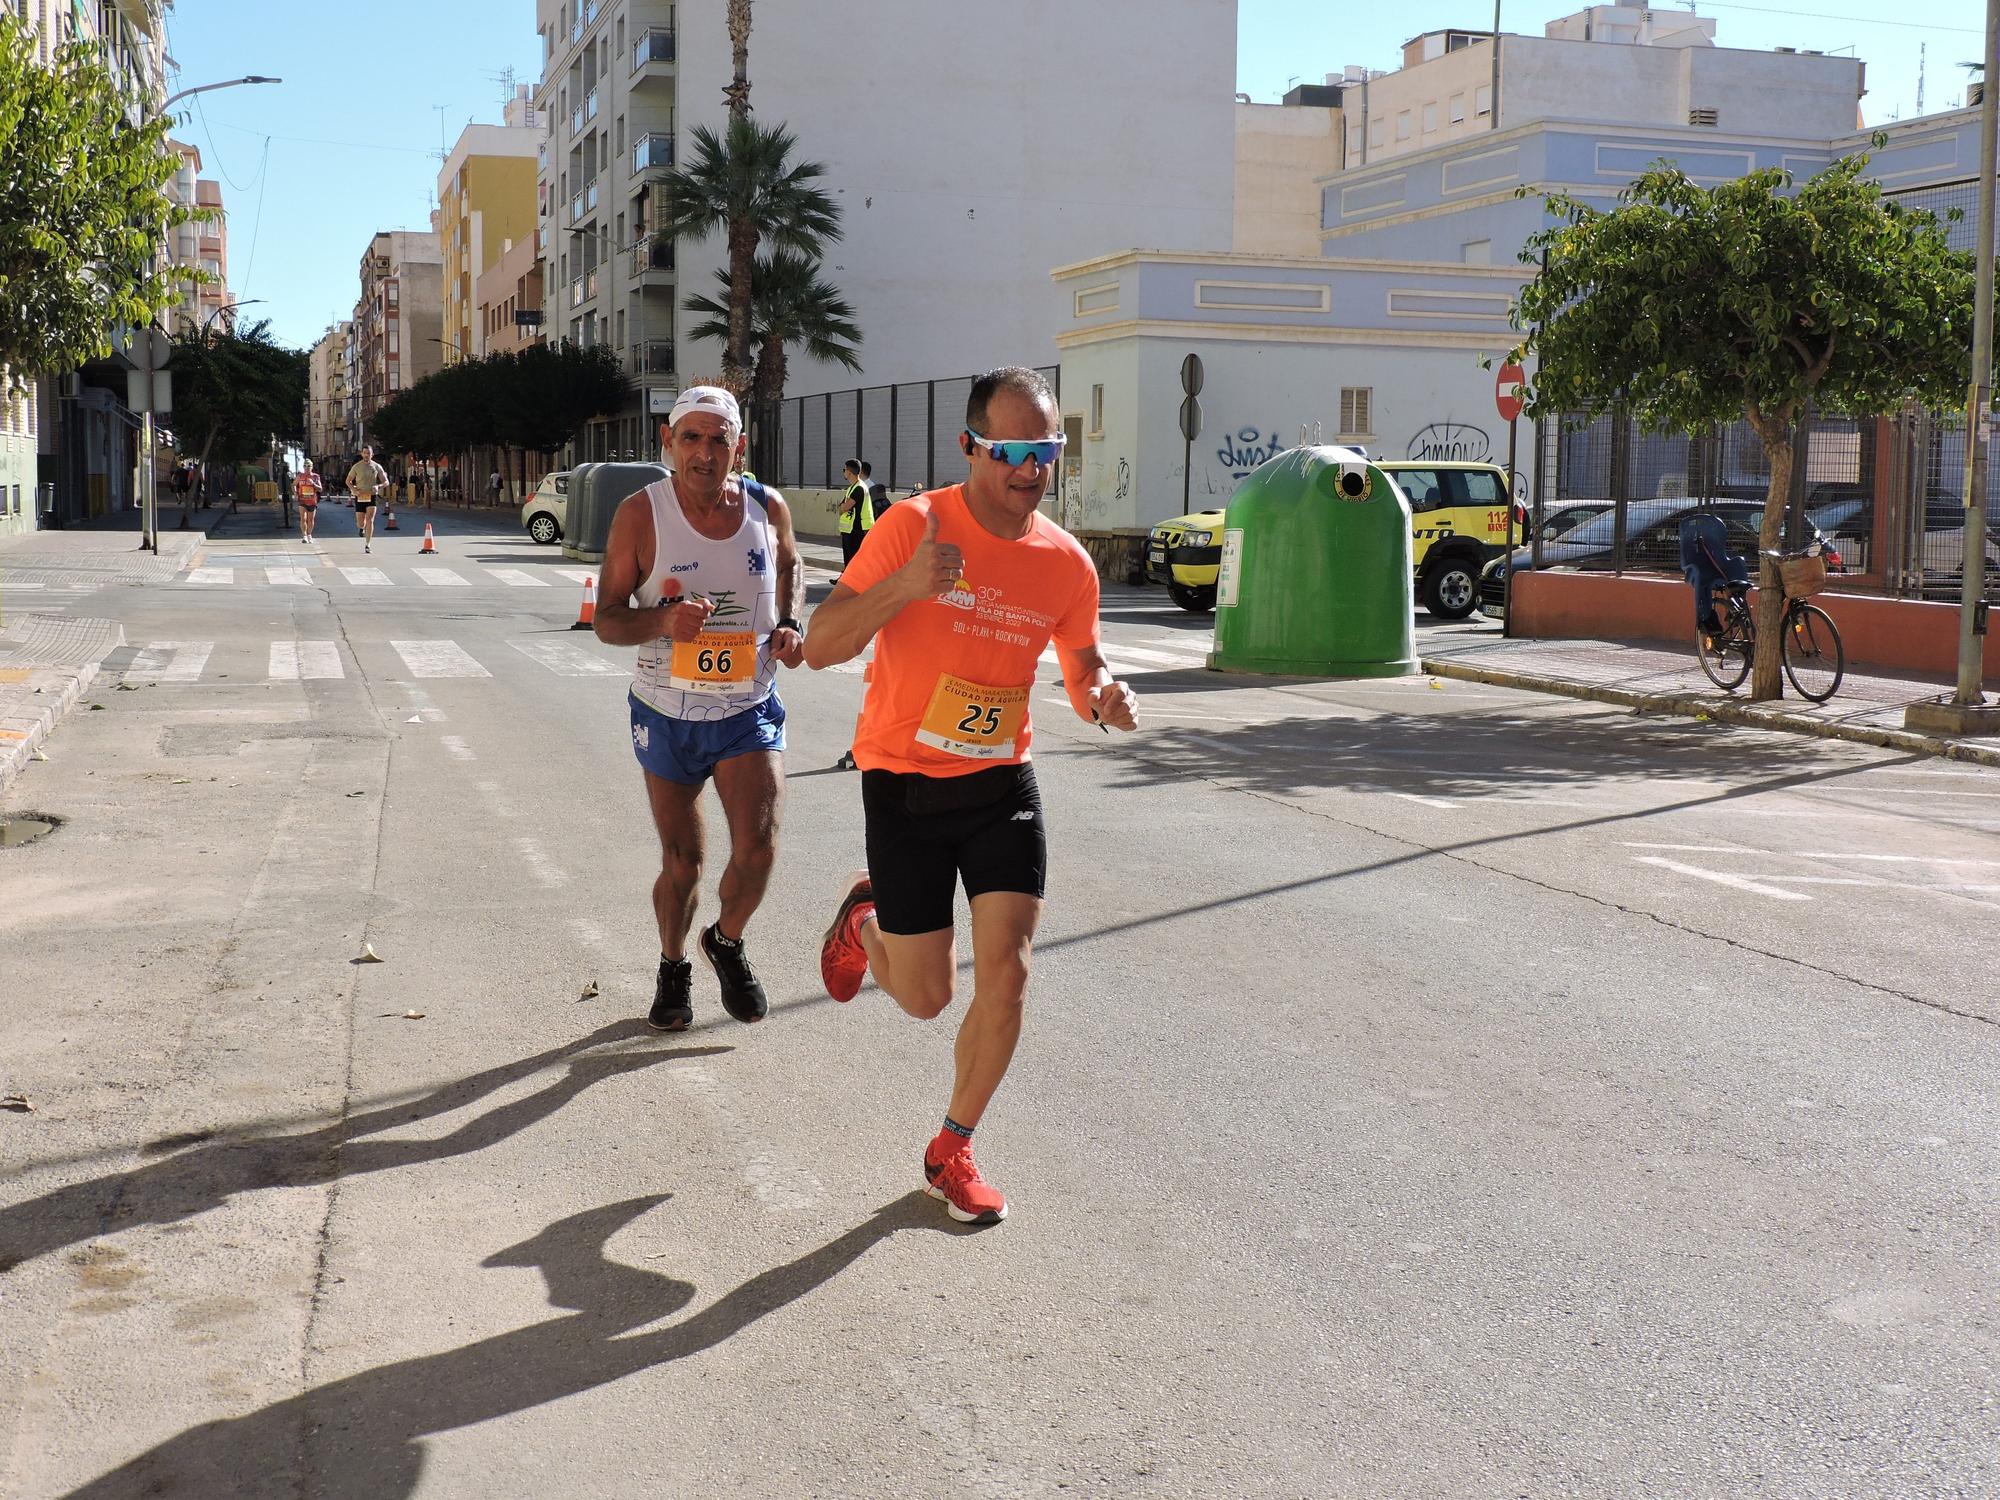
[1532, 407, 1998, 603]
[748, 366, 1060, 492]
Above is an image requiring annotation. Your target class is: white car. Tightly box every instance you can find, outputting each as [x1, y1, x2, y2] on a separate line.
[520, 471, 570, 545]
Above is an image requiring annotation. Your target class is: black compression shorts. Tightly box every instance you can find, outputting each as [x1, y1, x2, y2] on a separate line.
[861, 763, 1046, 935]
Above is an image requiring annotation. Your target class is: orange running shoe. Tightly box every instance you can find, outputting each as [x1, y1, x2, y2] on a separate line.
[819, 872, 874, 1002]
[924, 1143, 1008, 1225]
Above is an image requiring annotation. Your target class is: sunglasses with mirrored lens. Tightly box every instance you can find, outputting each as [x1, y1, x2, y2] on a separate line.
[967, 430, 1065, 468]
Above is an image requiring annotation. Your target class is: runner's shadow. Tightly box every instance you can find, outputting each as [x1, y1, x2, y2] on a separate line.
[0, 1021, 723, 1275]
[62, 1191, 953, 1499]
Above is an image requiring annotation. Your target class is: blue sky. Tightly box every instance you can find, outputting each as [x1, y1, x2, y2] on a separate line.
[161, 0, 1986, 355]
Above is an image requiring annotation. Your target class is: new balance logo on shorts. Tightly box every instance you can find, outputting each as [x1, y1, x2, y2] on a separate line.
[1010, 810, 1035, 821]
[633, 723, 651, 751]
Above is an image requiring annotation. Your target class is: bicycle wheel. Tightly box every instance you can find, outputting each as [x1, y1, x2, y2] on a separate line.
[1782, 601, 1844, 703]
[1696, 606, 1751, 691]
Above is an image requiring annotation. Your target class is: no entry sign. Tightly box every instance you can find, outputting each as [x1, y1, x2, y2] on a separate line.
[1495, 361, 1527, 423]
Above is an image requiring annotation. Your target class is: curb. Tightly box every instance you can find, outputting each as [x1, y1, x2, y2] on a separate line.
[1418, 657, 2000, 769]
[0, 660, 102, 794]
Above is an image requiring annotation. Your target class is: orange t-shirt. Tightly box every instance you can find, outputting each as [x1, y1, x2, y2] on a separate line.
[839, 484, 1101, 777]
[295, 473, 322, 504]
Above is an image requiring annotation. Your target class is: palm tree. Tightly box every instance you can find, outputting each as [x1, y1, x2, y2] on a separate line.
[653, 117, 841, 399]
[683, 247, 863, 408]
[725, 0, 752, 118]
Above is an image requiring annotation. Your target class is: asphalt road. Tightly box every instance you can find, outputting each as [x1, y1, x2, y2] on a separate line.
[1, 507, 1995, 1498]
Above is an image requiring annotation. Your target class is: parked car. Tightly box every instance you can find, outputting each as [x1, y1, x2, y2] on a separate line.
[521, 471, 571, 545]
[1142, 458, 1519, 618]
[1534, 501, 1614, 542]
[1478, 499, 1842, 618]
[1805, 487, 2000, 592]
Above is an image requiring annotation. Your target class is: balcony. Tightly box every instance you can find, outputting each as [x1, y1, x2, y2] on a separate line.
[632, 133, 673, 175]
[630, 232, 675, 278]
[632, 28, 675, 79]
[567, 177, 599, 226]
[569, 0, 597, 44]
[631, 341, 675, 377]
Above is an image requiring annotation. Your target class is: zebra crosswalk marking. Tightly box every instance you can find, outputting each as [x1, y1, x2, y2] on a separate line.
[186, 567, 234, 585]
[508, 639, 626, 677]
[127, 641, 213, 684]
[391, 640, 491, 679]
[487, 568, 550, 588]
[265, 566, 314, 586]
[269, 641, 344, 680]
[338, 567, 393, 586]
[554, 568, 597, 584]
[414, 568, 469, 586]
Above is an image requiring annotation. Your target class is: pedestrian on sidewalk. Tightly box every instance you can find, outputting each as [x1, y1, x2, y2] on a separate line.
[837, 459, 874, 577]
[489, 469, 504, 506]
[593, 386, 808, 1031]
[294, 460, 322, 542]
[345, 446, 388, 553]
[805, 366, 1139, 1226]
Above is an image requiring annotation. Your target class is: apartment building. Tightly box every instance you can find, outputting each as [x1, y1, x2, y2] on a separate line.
[307, 322, 354, 460]
[435, 89, 542, 362]
[475, 229, 547, 358]
[352, 232, 444, 435]
[531, 0, 1240, 462]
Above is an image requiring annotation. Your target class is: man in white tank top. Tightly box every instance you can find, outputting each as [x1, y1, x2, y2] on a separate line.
[594, 387, 807, 1031]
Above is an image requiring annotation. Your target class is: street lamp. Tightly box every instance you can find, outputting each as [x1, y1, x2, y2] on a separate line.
[201, 297, 264, 333]
[162, 76, 281, 111]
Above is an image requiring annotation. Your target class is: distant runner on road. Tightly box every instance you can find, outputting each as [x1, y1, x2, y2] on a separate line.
[293, 460, 322, 543]
[805, 366, 1139, 1226]
[593, 386, 807, 1031]
[345, 446, 389, 554]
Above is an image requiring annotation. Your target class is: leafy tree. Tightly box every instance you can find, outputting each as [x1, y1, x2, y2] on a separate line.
[166, 320, 307, 525]
[1512, 153, 1978, 699]
[653, 117, 841, 399]
[0, 13, 201, 383]
[373, 342, 630, 475]
[684, 247, 862, 406]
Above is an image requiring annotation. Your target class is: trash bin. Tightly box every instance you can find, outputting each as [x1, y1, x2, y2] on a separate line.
[562, 461, 668, 564]
[1209, 445, 1417, 678]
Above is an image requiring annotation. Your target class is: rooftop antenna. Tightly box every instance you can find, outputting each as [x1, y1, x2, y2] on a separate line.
[487, 65, 517, 117]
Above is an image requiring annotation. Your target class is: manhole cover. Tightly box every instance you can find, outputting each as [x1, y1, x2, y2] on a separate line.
[0, 812, 59, 848]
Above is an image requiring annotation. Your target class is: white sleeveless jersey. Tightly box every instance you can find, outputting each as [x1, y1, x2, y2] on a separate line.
[630, 476, 781, 721]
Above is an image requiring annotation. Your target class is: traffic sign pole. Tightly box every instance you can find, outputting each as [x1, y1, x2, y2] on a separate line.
[1179, 354, 1205, 518]
[1495, 361, 1527, 634]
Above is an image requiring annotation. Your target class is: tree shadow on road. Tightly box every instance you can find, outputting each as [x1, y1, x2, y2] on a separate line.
[61, 1190, 957, 1499]
[0, 1021, 725, 1276]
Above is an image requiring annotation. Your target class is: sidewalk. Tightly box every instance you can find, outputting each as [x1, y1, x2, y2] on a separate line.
[0, 513, 207, 795]
[1418, 630, 2000, 767]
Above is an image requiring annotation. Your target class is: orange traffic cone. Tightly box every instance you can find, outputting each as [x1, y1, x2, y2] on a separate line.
[419, 522, 437, 554]
[570, 574, 597, 631]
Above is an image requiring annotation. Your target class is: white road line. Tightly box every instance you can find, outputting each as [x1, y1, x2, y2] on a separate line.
[1392, 792, 1460, 809]
[269, 641, 343, 680]
[509, 638, 626, 676]
[487, 568, 551, 587]
[265, 566, 314, 586]
[127, 640, 212, 684]
[391, 640, 490, 679]
[1623, 842, 1756, 854]
[515, 835, 569, 888]
[394, 685, 447, 722]
[186, 567, 234, 585]
[1102, 644, 1208, 670]
[1633, 856, 1811, 901]
[1791, 851, 2000, 867]
[338, 567, 393, 586]
[439, 735, 477, 763]
[554, 568, 598, 584]
[414, 567, 470, 586]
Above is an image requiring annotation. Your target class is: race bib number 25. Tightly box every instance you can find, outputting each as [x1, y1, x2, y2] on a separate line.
[917, 674, 1029, 759]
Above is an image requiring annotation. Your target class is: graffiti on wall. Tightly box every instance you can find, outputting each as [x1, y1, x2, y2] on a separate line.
[1215, 425, 1289, 480]
[1114, 457, 1131, 500]
[1407, 422, 1493, 464]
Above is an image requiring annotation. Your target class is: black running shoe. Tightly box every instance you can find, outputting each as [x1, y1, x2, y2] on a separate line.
[699, 923, 768, 1023]
[648, 957, 693, 1031]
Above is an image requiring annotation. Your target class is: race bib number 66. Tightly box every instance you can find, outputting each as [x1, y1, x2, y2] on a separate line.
[670, 630, 756, 694]
[917, 674, 1030, 759]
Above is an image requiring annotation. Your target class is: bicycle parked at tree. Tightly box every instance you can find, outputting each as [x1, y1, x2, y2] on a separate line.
[1679, 514, 1845, 703]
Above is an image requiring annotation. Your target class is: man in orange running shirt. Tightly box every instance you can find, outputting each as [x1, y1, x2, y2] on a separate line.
[804, 366, 1138, 1226]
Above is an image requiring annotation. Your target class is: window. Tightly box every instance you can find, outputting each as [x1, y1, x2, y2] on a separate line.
[387, 330, 398, 353]
[1460, 470, 1504, 505]
[1346, 123, 1363, 159]
[1462, 239, 1492, 265]
[1449, 94, 1466, 124]
[1395, 110, 1411, 141]
[1396, 468, 1442, 511]
[1369, 117, 1384, 149]
[1089, 383, 1104, 437]
[1422, 102, 1437, 133]
[387, 282, 399, 307]
[1475, 84, 1492, 117]
[1339, 387, 1373, 439]
[388, 370, 401, 391]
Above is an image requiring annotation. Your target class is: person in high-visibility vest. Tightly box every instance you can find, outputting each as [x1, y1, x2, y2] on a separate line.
[837, 458, 874, 575]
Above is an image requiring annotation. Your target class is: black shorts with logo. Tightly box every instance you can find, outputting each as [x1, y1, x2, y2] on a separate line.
[861, 763, 1046, 935]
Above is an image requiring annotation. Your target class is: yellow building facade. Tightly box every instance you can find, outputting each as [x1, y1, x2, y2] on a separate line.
[436, 108, 543, 363]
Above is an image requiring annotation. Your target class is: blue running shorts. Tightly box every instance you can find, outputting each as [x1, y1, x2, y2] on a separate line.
[629, 691, 785, 786]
